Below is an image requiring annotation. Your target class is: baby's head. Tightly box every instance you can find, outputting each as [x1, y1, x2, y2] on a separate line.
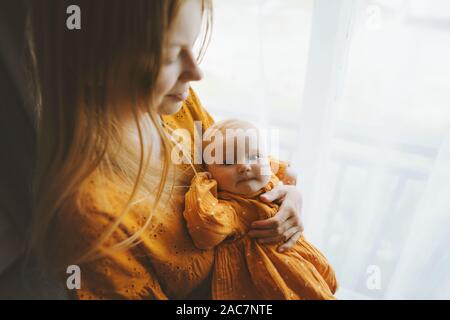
[203, 119, 272, 195]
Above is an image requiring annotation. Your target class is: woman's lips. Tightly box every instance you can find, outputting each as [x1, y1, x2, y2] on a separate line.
[167, 91, 189, 101]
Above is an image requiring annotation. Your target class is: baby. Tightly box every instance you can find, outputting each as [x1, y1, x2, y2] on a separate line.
[183, 119, 337, 300]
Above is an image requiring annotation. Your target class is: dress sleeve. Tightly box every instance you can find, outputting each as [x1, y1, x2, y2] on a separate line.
[183, 172, 238, 250]
[53, 200, 168, 300]
[268, 156, 290, 181]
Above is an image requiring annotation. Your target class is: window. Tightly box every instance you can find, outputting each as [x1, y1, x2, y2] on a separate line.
[193, 0, 314, 160]
[194, 0, 450, 299]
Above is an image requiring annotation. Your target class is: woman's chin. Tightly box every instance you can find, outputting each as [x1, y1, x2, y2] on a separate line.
[158, 99, 183, 115]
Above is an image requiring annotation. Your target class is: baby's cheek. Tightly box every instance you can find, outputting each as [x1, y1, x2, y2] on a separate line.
[224, 171, 237, 187]
[213, 170, 233, 188]
[258, 171, 272, 186]
[258, 163, 272, 177]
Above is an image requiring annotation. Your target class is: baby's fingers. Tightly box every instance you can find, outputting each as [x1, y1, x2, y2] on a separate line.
[204, 172, 213, 179]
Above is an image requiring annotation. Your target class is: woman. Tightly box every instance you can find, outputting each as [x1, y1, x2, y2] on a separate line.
[26, 0, 304, 299]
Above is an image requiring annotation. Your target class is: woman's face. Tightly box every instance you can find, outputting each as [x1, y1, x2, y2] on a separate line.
[154, 0, 204, 115]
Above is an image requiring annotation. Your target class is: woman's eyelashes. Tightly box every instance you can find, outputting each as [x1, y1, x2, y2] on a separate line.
[164, 47, 195, 66]
[164, 53, 179, 65]
[163, 46, 181, 65]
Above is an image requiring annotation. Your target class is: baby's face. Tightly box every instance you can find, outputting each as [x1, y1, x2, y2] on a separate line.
[207, 130, 272, 195]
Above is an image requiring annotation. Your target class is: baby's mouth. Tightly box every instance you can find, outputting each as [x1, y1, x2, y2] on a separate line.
[239, 175, 256, 183]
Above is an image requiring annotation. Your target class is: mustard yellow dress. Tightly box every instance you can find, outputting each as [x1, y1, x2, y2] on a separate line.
[53, 88, 216, 299]
[52, 88, 322, 300]
[184, 172, 338, 300]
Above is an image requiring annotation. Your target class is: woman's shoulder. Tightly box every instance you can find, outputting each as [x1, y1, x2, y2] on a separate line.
[65, 177, 124, 228]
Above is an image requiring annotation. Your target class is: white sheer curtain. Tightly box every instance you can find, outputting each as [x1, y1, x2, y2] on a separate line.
[194, 0, 450, 299]
[193, 0, 314, 160]
[385, 132, 450, 299]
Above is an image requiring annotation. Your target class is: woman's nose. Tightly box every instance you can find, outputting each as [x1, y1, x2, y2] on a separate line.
[188, 62, 203, 81]
[180, 51, 203, 82]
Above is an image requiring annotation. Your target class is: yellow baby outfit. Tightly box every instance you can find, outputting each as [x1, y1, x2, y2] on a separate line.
[184, 172, 338, 300]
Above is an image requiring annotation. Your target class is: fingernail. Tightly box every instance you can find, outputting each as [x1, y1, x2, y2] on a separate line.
[278, 247, 285, 252]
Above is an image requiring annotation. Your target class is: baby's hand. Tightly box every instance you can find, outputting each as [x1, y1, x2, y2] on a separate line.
[192, 171, 214, 184]
[203, 171, 213, 179]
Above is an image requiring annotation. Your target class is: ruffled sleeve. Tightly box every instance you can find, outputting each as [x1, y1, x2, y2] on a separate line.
[183, 172, 238, 250]
[269, 156, 290, 181]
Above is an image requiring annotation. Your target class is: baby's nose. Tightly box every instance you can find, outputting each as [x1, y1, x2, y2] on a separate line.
[237, 164, 251, 174]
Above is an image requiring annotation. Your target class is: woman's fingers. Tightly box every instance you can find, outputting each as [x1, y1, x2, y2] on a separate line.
[256, 226, 300, 247]
[249, 216, 297, 238]
[252, 189, 294, 230]
[251, 196, 298, 230]
[249, 185, 304, 251]
[278, 230, 303, 252]
[250, 207, 292, 230]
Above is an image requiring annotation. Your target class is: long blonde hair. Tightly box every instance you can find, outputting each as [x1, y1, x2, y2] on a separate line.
[26, 0, 212, 272]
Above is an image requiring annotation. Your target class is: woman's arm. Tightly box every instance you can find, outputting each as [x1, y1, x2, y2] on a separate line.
[54, 203, 168, 300]
[68, 248, 168, 300]
[183, 172, 238, 250]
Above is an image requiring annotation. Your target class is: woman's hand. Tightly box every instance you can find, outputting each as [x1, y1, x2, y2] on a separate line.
[248, 185, 304, 252]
